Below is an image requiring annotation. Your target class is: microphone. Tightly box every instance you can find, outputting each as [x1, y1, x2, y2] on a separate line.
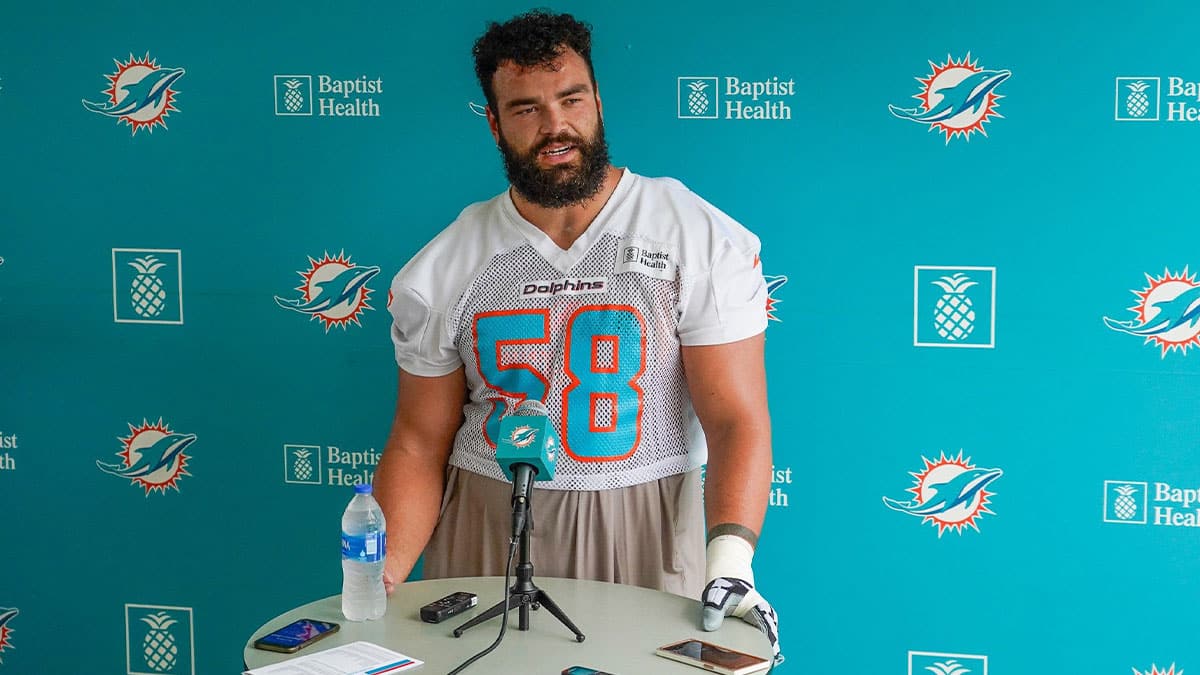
[494, 399, 559, 539]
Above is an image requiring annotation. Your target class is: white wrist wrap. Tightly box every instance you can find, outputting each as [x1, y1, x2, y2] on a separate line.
[705, 534, 755, 586]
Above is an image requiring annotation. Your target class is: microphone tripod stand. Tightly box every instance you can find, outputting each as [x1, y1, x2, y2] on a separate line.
[452, 489, 585, 642]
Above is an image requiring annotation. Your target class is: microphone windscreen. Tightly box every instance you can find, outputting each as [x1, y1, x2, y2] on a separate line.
[514, 398, 549, 416]
[494, 400, 558, 483]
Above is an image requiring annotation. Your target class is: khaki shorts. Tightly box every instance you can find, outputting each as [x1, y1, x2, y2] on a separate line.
[422, 467, 705, 598]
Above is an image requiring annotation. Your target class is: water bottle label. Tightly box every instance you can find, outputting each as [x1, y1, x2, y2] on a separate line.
[341, 532, 386, 562]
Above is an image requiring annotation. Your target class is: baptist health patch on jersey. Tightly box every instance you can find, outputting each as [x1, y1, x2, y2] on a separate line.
[616, 243, 677, 281]
[519, 276, 608, 298]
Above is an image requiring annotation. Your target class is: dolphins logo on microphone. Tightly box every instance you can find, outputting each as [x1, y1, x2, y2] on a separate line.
[883, 451, 1002, 537]
[510, 425, 538, 449]
[82, 53, 184, 135]
[97, 419, 196, 495]
[276, 251, 380, 332]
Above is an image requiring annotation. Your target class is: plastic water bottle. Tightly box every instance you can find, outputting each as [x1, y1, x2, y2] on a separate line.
[341, 483, 387, 621]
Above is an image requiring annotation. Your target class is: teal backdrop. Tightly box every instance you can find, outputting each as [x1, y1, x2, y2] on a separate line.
[2, 1, 1199, 674]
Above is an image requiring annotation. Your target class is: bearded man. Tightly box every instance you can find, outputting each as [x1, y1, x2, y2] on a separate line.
[374, 10, 782, 664]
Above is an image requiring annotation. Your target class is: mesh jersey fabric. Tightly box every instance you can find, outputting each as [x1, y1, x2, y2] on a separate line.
[389, 169, 767, 490]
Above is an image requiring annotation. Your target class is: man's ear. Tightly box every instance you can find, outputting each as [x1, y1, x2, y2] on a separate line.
[486, 105, 501, 144]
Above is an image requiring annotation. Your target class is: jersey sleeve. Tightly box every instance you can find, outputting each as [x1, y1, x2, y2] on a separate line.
[388, 280, 463, 376]
[677, 235, 768, 347]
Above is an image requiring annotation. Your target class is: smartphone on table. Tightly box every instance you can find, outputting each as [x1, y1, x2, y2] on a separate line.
[252, 618, 340, 653]
[562, 668, 616, 675]
[655, 638, 771, 675]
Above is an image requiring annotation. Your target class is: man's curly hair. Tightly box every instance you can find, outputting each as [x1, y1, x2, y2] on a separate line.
[473, 10, 595, 114]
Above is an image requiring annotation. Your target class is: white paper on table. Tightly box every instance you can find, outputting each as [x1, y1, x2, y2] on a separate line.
[243, 640, 423, 675]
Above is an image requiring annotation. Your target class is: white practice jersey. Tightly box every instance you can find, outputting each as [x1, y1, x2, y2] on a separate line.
[389, 169, 767, 490]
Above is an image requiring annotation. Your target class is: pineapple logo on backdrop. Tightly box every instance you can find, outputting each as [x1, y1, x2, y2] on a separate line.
[83, 53, 184, 135]
[97, 419, 196, 495]
[914, 266, 996, 348]
[1104, 481, 1149, 525]
[125, 605, 193, 675]
[0, 607, 17, 664]
[1103, 267, 1200, 356]
[883, 451, 1002, 537]
[1115, 77, 1162, 121]
[678, 77, 719, 119]
[112, 249, 183, 325]
[909, 652, 988, 675]
[889, 54, 1010, 143]
[274, 75, 313, 115]
[284, 444, 323, 485]
[275, 251, 381, 331]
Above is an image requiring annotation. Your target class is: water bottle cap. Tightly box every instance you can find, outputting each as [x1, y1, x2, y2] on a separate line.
[354, 483, 373, 494]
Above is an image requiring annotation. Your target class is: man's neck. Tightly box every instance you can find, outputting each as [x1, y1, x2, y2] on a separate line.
[509, 166, 623, 250]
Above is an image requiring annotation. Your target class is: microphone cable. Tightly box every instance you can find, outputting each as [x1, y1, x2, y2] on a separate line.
[446, 537, 519, 675]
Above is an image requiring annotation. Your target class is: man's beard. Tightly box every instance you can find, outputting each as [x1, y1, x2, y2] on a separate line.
[498, 120, 611, 209]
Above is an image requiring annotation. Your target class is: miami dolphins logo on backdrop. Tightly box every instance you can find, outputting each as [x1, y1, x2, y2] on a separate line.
[275, 251, 381, 331]
[1104, 268, 1200, 357]
[0, 607, 17, 663]
[1135, 665, 1183, 675]
[765, 275, 788, 322]
[97, 419, 196, 495]
[883, 451, 1002, 537]
[82, 53, 184, 135]
[889, 54, 1010, 143]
